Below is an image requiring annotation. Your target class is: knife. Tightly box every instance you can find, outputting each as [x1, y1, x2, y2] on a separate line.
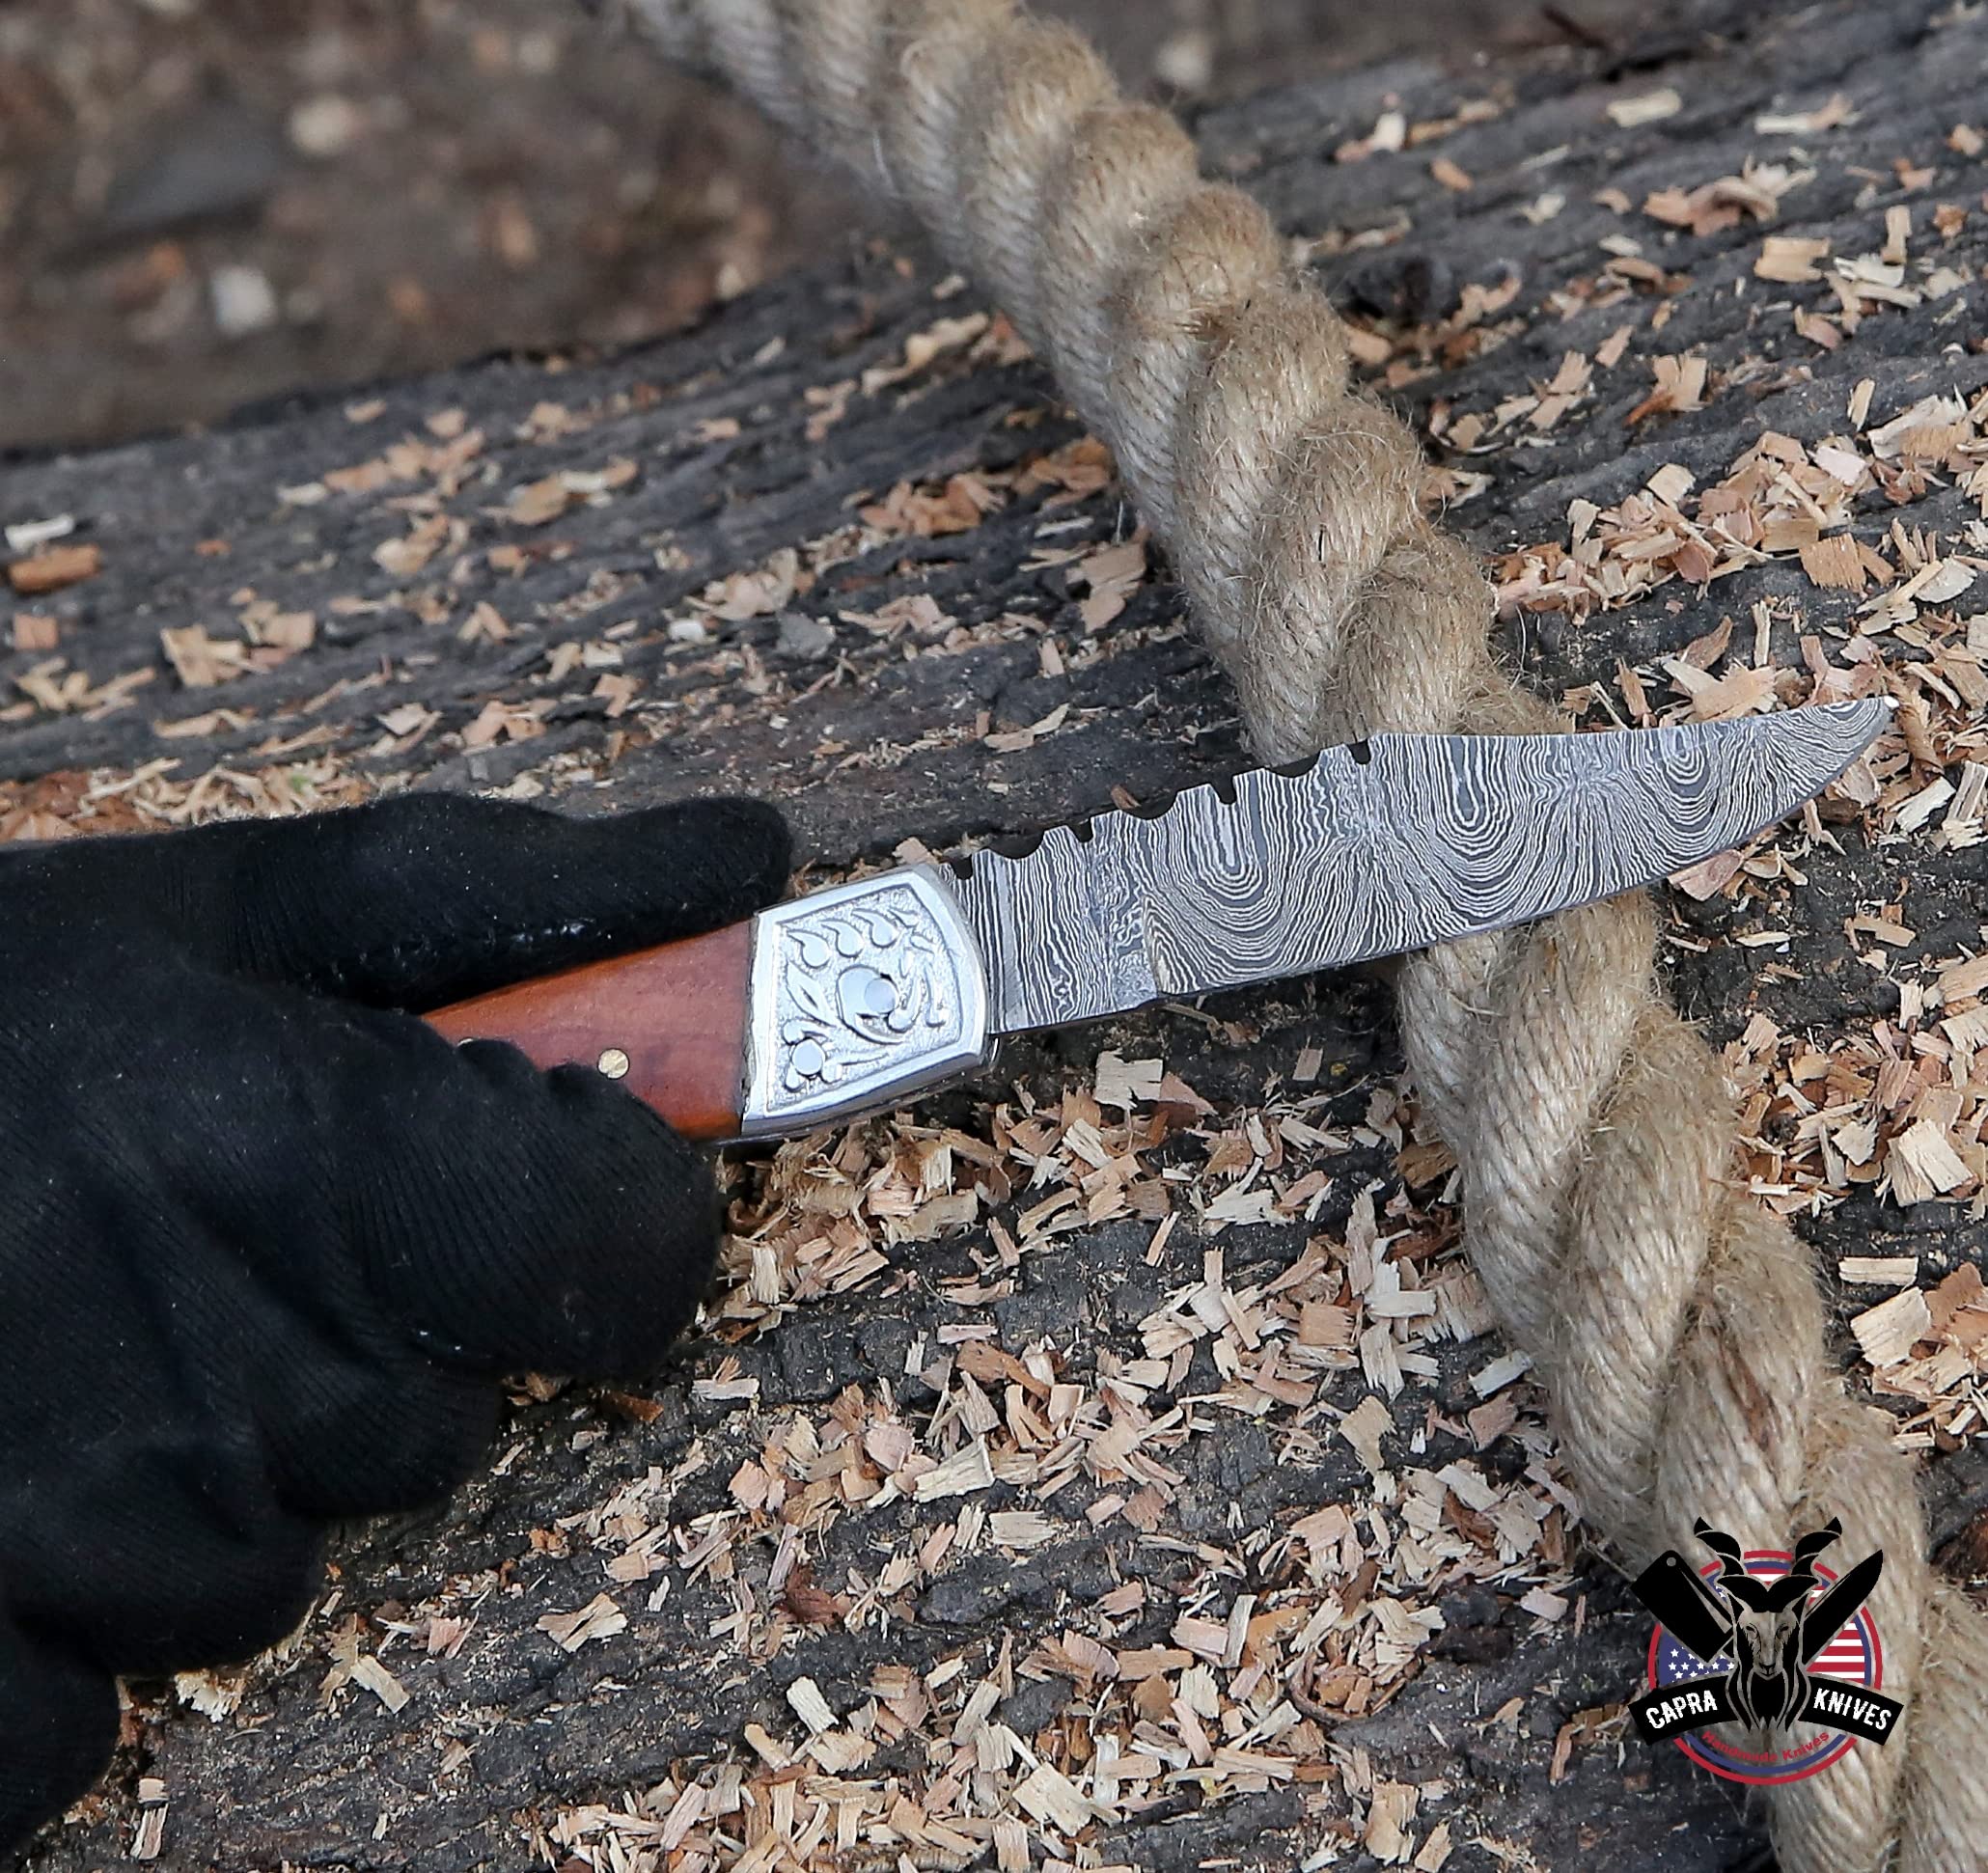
[1800, 1549, 1885, 1668]
[425, 700, 1890, 1142]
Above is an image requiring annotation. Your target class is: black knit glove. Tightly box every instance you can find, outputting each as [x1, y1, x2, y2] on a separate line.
[0, 789, 790, 1855]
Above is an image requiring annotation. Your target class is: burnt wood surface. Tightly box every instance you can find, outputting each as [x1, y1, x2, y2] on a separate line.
[3, 0, 1985, 1867]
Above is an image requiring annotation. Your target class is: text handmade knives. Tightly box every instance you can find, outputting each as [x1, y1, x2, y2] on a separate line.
[425, 700, 1891, 1141]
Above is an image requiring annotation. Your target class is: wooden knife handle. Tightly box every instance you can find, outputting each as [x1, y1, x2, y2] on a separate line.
[425, 920, 754, 1143]
[424, 866, 994, 1146]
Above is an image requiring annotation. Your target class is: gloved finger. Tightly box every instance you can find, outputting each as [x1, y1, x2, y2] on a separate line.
[1, 1423, 325, 1677]
[250, 1326, 501, 1523]
[5, 790, 792, 1009]
[97, 1172, 502, 1526]
[321, 1003, 725, 1379]
[0, 1611, 119, 1860]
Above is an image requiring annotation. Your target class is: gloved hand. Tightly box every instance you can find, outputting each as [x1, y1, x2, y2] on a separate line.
[0, 788, 790, 1855]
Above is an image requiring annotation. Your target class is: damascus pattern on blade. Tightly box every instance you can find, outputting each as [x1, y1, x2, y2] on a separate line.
[952, 701, 1889, 1035]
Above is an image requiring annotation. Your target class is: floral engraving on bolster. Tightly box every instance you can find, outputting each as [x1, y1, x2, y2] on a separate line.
[762, 881, 965, 1111]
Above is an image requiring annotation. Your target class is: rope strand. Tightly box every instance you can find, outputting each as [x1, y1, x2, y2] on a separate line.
[612, 4, 1987, 1864]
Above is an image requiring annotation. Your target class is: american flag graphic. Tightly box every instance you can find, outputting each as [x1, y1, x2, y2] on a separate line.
[1811, 1613, 1878, 1680]
[1656, 1633, 1731, 1679]
[1655, 1620, 1871, 1682]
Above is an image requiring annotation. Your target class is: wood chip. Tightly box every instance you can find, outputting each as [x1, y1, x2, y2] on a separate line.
[1365, 1779, 1421, 1863]
[1801, 534, 1868, 592]
[1415, 1822, 1456, 1872]
[1838, 1256, 1919, 1286]
[787, 1677, 838, 1735]
[348, 1655, 410, 1714]
[537, 1593, 628, 1653]
[1339, 1394, 1395, 1474]
[6, 542, 101, 594]
[1756, 234, 1832, 283]
[1890, 1119, 1973, 1204]
[1852, 1288, 1932, 1366]
[1625, 354, 1708, 426]
[1607, 88, 1681, 127]
[1519, 1585, 1569, 1621]
[1937, 955, 1988, 1006]
[1471, 1351, 1533, 1397]
[913, 1438, 996, 1501]
[130, 1805, 166, 1861]
[1013, 1761, 1094, 1833]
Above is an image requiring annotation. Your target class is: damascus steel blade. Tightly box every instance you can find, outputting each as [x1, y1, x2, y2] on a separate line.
[950, 700, 1890, 1035]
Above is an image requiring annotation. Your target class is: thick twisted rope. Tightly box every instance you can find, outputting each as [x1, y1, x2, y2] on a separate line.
[609, 3, 1986, 1864]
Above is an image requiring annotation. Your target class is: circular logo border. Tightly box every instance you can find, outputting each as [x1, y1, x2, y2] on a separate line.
[1644, 1550, 1884, 1787]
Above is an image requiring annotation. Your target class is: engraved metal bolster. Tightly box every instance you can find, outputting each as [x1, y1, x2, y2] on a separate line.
[739, 866, 992, 1136]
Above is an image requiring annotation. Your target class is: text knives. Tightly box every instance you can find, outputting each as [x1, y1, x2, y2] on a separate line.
[425, 701, 1891, 1142]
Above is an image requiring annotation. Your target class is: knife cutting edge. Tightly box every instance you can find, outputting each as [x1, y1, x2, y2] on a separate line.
[424, 700, 1892, 1142]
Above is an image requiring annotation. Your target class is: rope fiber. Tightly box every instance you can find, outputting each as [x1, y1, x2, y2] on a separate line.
[606, 3, 1987, 1864]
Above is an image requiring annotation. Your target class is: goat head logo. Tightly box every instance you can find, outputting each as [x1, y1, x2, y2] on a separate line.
[1628, 1517, 1902, 1786]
